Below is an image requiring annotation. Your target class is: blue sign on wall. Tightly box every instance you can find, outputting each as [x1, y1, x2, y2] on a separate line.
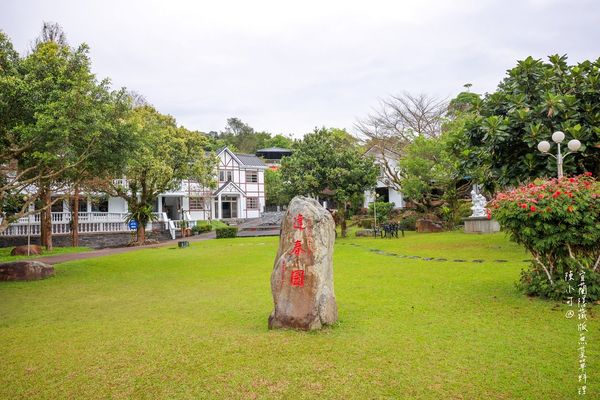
[128, 220, 138, 230]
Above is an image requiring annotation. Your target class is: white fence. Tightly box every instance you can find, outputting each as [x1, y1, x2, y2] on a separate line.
[2, 212, 132, 237]
[1, 211, 191, 238]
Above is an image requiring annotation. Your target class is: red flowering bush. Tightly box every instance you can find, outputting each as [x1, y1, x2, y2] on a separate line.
[489, 173, 600, 300]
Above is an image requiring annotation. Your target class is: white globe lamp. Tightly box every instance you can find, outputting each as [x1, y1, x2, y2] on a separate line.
[537, 141, 551, 153]
[552, 131, 565, 143]
[567, 139, 581, 152]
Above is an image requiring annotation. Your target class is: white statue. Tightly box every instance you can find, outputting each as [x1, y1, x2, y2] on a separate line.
[470, 186, 487, 218]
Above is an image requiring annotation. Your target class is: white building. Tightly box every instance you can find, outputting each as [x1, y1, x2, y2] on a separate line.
[103, 147, 267, 221]
[363, 145, 404, 209]
[1, 147, 267, 239]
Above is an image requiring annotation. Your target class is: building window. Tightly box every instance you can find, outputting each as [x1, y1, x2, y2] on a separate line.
[189, 197, 204, 211]
[219, 170, 232, 182]
[247, 197, 259, 210]
[246, 170, 258, 183]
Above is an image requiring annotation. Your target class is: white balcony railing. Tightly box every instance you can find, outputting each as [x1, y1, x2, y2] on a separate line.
[1, 212, 131, 237]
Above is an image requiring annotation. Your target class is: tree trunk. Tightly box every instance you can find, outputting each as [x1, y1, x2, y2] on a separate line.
[40, 188, 47, 249]
[43, 190, 53, 251]
[340, 203, 348, 238]
[71, 185, 79, 247]
[137, 224, 145, 244]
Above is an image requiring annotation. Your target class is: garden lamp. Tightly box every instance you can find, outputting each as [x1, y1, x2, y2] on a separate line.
[537, 131, 581, 178]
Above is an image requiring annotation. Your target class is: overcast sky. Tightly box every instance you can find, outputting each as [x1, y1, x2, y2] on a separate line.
[1, 0, 598, 137]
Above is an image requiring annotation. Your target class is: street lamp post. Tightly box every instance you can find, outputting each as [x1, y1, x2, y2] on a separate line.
[537, 131, 581, 178]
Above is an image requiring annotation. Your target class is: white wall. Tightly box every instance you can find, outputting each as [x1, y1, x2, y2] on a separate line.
[108, 197, 128, 213]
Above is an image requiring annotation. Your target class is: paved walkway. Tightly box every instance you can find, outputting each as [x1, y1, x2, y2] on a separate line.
[33, 229, 281, 265]
[34, 232, 217, 265]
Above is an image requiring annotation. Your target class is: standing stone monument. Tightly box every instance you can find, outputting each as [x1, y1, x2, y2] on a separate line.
[268, 196, 338, 330]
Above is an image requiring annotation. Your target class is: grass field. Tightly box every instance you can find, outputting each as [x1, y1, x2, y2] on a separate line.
[0, 231, 597, 399]
[0, 246, 90, 263]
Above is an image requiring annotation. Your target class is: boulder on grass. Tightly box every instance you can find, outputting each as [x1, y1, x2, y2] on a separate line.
[268, 196, 338, 331]
[416, 219, 443, 233]
[10, 245, 42, 256]
[0, 261, 54, 281]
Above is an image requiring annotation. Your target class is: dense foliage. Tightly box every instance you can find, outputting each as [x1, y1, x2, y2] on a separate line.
[104, 105, 216, 244]
[464, 55, 600, 189]
[208, 117, 294, 153]
[215, 226, 238, 238]
[264, 169, 291, 207]
[0, 25, 134, 247]
[489, 173, 600, 300]
[368, 201, 395, 224]
[280, 128, 378, 236]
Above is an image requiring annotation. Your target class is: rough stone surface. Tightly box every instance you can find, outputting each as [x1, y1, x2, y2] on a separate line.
[10, 245, 42, 256]
[269, 196, 338, 330]
[0, 261, 54, 281]
[416, 219, 444, 233]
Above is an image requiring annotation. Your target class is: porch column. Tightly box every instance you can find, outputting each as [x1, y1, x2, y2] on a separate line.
[218, 194, 222, 219]
[157, 195, 162, 215]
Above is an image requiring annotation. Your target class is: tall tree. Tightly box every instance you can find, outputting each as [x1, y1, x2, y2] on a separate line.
[280, 128, 378, 237]
[355, 92, 448, 195]
[463, 55, 600, 189]
[0, 26, 129, 246]
[102, 105, 216, 244]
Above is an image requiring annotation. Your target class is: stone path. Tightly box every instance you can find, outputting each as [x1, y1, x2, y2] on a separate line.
[340, 242, 530, 264]
[34, 232, 217, 265]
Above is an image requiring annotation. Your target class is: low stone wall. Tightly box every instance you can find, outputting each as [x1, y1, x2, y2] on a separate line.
[0, 224, 173, 249]
[0, 232, 134, 249]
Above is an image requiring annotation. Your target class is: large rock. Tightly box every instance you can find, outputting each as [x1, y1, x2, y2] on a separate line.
[268, 196, 338, 330]
[416, 218, 444, 233]
[10, 245, 42, 256]
[0, 261, 54, 281]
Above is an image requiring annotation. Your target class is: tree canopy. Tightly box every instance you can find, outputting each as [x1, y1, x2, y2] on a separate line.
[463, 55, 600, 189]
[103, 105, 216, 243]
[280, 128, 378, 236]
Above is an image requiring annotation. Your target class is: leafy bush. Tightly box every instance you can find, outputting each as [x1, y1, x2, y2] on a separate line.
[490, 173, 600, 300]
[192, 223, 212, 234]
[215, 226, 238, 239]
[368, 202, 395, 224]
[398, 215, 417, 231]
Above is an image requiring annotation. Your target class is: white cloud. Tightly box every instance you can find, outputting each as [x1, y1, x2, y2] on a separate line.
[1, 0, 598, 137]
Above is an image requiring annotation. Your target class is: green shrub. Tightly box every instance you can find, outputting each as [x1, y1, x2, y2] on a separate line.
[398, 215, 417, 231]
[192, 223, 212, 234]
[490, 173, 600, 300]
[215, 226, 238, 239]
[368, 202, 395, 223]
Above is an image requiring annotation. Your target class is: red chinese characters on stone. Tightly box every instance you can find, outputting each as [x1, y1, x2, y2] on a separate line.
[293, 214, 305, 230]
[290, 269, 305, 287]
[290, 240, 304, 256]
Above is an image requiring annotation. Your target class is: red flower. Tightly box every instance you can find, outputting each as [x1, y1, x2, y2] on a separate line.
[552, 191, 561, 199]
[520, 203, 528, 209]
[584, 171, 592, 177]
[569, 178, 576, 183]
[530, 205, 536, 212]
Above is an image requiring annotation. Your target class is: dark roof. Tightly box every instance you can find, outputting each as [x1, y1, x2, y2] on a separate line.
[234, 153, 267, 167]
[256, 147, 293, 153]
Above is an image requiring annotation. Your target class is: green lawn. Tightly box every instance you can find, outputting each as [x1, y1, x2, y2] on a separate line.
[0, 246, 90, 263]
[0, 232, 597, 399]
